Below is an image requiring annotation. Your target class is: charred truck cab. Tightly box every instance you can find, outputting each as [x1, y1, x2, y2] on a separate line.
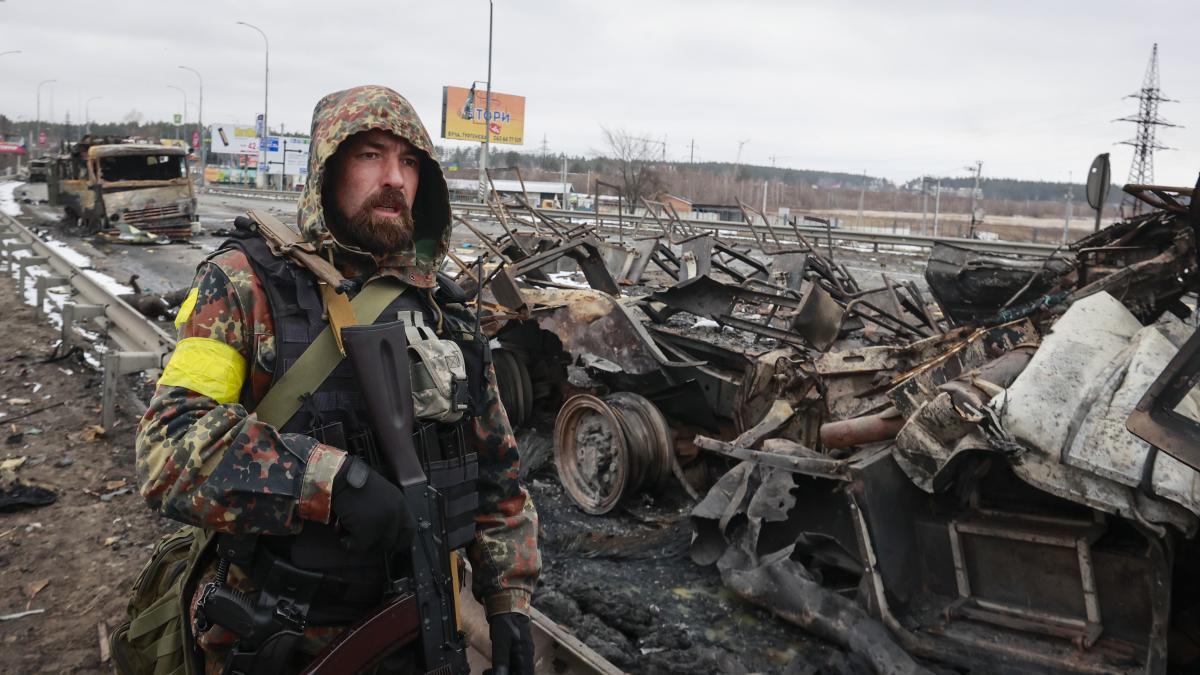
[51, 135, 198, 241]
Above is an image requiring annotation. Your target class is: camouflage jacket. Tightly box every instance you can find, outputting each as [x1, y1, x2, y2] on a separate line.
[135, 86, 539, 621]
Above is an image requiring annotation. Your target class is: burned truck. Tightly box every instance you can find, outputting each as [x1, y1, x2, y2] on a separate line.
[50, 135, 197, 240]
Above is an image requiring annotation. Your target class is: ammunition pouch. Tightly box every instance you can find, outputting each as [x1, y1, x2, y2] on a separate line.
[110, 526, 215, 675]
[401, 311, 471, 424]
[419, 424, 479, 551]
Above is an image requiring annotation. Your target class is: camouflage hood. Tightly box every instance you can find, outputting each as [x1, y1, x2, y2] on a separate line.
[296, 85, 451, 288]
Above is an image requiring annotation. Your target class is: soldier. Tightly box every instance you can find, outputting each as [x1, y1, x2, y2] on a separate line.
[125, 85, 540, 674]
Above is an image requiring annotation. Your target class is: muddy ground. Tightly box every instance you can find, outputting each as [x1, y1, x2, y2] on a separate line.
[0, 268, 172, 674]
[519, 423, 854, 675]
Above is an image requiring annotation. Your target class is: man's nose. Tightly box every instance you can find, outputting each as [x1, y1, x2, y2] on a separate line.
[381, 156, 408, 188]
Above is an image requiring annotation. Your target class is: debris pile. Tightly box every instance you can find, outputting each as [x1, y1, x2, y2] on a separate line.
[454, 179, 1200, 673]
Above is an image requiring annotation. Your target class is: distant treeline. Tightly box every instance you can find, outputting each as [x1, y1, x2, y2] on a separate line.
[4, 117, 1119, 206]
[435, 145, 1120, 206]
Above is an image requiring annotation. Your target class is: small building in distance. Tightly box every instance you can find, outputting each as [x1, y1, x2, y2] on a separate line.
[691, 202, 743, 222]
[446, 177, 572, 208]
[657, 193, 693, 216]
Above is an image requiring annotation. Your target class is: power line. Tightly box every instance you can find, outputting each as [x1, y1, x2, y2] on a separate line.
[1117, 43, 1180, 216]
[966, 160, 982, 238]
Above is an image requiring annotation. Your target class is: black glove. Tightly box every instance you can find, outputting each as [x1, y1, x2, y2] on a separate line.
[331, 457, 416, 553]
[486, 612, 533, 675]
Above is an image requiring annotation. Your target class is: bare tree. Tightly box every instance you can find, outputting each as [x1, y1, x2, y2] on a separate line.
[600, 126, 664, 210]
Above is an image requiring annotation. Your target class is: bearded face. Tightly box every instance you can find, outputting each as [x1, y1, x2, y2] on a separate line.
[323, 129, 421, 256]
[333, 184, 415, 256]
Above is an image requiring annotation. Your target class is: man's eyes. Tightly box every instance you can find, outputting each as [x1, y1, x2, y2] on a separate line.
[353, 152, 416, 167]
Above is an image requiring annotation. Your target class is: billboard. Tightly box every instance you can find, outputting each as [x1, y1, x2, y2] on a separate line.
[441, 85, 525, 145]
[209, 122, 260, 155]
[204, 166, 256, 184]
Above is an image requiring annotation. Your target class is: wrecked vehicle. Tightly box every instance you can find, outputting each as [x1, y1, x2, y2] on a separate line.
[694, 293, 1199, 674]
[26, 156, 50, 183]
[450, 178, 1200, 674]
[49, 135, 198, 240]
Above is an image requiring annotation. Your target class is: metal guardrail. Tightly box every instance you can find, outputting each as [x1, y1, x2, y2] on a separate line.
[205, 186, 303, 201]
[203, 186, 1064, 257]
[0, 211, 176, 427]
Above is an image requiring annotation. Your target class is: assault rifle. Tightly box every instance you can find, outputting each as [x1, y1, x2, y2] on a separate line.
[301, 321, 469, 675]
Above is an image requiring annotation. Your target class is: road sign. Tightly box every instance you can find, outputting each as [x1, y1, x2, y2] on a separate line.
[173, 113, 182, 125]
[38, 131, 45, 146]
[192, 131, 200, 149]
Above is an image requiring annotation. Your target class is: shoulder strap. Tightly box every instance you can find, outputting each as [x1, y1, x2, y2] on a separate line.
[253, 278, 406, 429]
[243, 209, 348, 291]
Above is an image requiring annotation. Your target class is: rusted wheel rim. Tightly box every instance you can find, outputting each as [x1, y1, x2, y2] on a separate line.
[605, 392, 673, 488]
[554, 394, 629, 515]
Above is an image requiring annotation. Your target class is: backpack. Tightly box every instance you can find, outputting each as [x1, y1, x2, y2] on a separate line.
[110, 526, 215, 675]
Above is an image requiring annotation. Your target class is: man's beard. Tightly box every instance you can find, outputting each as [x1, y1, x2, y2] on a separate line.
[331, 186, 414, 256]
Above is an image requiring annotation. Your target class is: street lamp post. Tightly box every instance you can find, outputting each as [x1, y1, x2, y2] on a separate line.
[179, 66, 205, 186]
[167, 85, 188, 142]
[477, 0, 494, 202]
[85, 97, 101, 135]
[1, 52, 22, 169]
[35, 79, 56, 157]
[237, 21, 270, 189]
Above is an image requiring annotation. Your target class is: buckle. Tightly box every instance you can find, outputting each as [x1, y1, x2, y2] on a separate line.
[451, 376, 470, 412]
[273, 599, 307, 633]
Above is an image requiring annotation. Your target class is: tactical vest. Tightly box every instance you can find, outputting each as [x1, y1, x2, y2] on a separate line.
[218, 232, 486, 621]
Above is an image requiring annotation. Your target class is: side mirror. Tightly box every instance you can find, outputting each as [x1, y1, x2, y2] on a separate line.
[1086, 153, 1111, 211]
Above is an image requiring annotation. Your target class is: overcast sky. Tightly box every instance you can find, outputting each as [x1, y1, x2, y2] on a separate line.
[2, 0, 1198, 185]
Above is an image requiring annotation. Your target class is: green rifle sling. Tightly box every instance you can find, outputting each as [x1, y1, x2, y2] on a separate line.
[252, 279, 406, 429]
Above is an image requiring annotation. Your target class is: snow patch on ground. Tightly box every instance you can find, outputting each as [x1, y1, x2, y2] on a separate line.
[0, 211, 132, 366]
[81, 269, 133, 296]
[0, 181, 22, 217]
[43, 238, 91, 268]
[548, 271, 590, 288]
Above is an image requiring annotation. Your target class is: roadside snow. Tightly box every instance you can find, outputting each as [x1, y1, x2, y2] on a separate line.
[43, 238, 91, 268]
[0, 191, 133, 354]
[0, 181, 22, 216]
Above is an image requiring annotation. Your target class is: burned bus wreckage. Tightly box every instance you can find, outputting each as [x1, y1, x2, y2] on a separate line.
[449, 177, 1200, 674]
